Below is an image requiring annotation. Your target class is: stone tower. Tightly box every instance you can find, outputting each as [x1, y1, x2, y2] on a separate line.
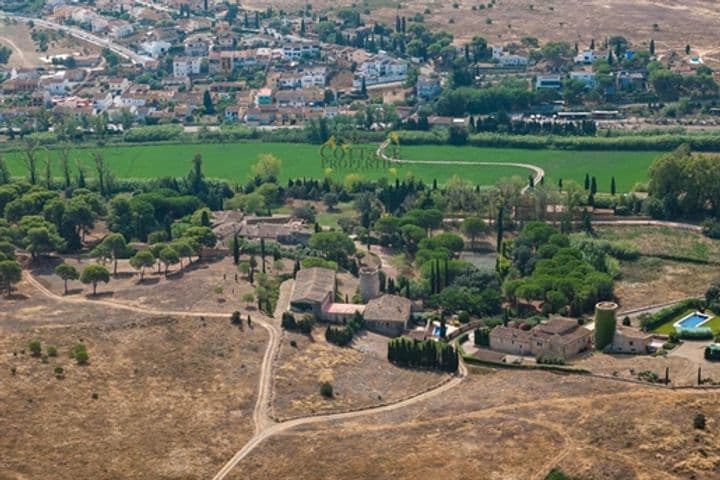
[359, 266, 380, 302]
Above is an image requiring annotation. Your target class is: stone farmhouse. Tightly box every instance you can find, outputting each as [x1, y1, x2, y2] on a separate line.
[489, 317, 592, 358]
[287, 267, 412, 337]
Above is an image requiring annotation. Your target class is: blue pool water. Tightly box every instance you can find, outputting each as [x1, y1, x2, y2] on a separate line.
[433, 326, 443, 337]
[676, 312, 710, 329]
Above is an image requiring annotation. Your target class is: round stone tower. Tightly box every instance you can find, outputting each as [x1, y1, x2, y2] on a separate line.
[359, 266, 380, 302]
[594, 301, 618, 351]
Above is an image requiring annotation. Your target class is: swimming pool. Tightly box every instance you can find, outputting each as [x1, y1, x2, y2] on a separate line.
[433, 326, 443, 337]
[674, 311, 712, 329]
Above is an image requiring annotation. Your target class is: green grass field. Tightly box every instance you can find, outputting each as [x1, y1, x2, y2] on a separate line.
[398, 145, 661, 193]
[652, 310, 720, 335]
[2, 141, 661, 191]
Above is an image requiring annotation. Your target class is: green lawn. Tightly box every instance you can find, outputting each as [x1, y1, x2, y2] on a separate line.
[316, 202, 355, 229]
[398, 145, 661, 193]
[2, 141, 661, 190]
[653, 310, 720, 335]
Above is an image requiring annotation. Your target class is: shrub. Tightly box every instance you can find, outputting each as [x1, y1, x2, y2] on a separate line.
[677, 328, 713, 340]
[230, 311, 242, 325]
[320, 382, 333, 398]
[54, 366, 64, 379]
[71, 344, 89, 365]
[92, 392, 99, 400]
[693, 412, 706, 429]
[537, 355, 566, 365]
[28, 339, 41, 357]
[662, 342, 678, 351]
[10, 367, 16, 375]
[457, 310, 470, 323]
[47, 345, 58, 357]
[289, 340, 297, 348]
[637, 370, 661, 383]
[41, 354, 48, 363]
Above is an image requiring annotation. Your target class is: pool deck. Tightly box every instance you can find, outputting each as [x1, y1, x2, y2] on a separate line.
[673, 311, 714, 330]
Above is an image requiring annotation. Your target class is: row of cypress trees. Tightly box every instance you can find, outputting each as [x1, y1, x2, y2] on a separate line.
[388, 337, 459, 372]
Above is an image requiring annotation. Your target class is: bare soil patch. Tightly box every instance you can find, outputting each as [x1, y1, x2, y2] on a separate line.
[0, 20, 100, 68]
[250, 0, 720, 64]
[577, 351, 720, 387]
[272, 327, 447, 419]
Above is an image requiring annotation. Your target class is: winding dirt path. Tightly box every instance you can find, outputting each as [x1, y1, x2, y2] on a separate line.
[376, 140, 545, 194]
[20, 271, 467, 479]
[0, 35, 32, 69]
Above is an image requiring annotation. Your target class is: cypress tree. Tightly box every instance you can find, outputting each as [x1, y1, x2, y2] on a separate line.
[260, 238, 266, 273]
[584, 173, 590, 190]
[558, 178, 563, 190]
[610, 176, 616, 196]
[232, 234, 240, 265]
[496, 206, 504, 253]
[649, 39, 655, 55]
[444, 258, 449, 290]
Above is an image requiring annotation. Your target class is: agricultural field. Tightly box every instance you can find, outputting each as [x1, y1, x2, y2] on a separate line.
[2, 141, 660, 190]
[398, 145, 660, 193]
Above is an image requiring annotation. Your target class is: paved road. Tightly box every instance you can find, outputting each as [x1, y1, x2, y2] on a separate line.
[0, 12, 153, 65]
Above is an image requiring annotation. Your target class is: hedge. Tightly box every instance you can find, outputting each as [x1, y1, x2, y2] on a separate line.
[677, 327, 714, 340]
[639, 298, 704, 331]
[394, 130, 720, 152]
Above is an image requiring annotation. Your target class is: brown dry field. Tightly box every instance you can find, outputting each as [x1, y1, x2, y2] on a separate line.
[251, 0, 720, 61]
[29, 255, 280, 315]
[614, 257, 717, 311]
[577, 351, 720, 387]
[231, 369, 720, 480]
[0, 21, 100, 69]
[273, 327, 446, 419]
[0, 279, 265, 479]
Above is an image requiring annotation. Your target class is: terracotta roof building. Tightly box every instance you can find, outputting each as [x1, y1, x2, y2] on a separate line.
[363, 294, 412, 337]
[489, 317, 591, 359]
